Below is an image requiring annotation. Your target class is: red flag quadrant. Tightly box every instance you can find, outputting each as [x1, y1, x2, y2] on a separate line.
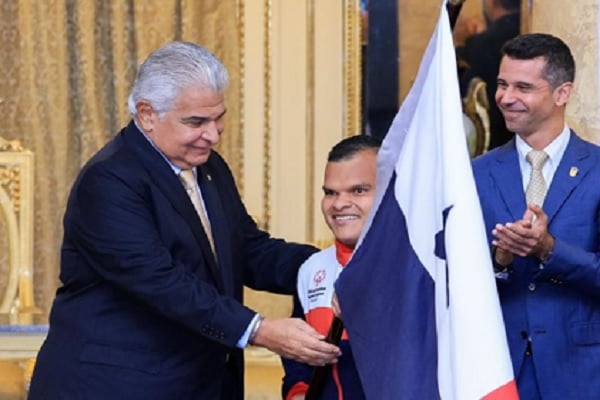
[335, 2, 519, 399]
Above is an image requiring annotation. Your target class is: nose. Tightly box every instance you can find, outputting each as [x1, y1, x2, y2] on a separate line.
[201, 120, 221, 144]
[496, 86, 515, 106]
[332, 194, 352, 210]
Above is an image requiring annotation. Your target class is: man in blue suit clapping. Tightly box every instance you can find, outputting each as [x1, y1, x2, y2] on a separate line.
[473, 33, 600, 399]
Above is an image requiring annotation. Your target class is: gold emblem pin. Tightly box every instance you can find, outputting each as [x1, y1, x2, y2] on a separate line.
[569, 166, 578, 177]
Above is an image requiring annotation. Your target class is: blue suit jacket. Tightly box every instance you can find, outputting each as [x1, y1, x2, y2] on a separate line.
[472, 132, 600, 399]
[29, 122, 317, 400]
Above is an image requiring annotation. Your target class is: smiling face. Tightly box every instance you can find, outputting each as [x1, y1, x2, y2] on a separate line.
[137, 86, 227, 169]
[321, 149, 377, 248]
[495, 56, 572, 144]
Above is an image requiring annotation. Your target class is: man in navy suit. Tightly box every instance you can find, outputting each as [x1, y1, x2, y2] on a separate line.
[28, 42, 340, 400]
[473, 33, 600, 399]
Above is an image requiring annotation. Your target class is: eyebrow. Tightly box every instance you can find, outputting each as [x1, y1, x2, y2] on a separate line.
[322, 183, 373, 192]
[351, 183, 373, 190]
[180, 109, 227, 124]
[497, 78, 545, 89]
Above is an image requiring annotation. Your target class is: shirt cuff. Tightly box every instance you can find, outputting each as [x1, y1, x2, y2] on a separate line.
[236, 313, 260, 349]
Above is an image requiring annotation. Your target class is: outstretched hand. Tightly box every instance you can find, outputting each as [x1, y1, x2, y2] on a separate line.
[251, 317, 341, 366]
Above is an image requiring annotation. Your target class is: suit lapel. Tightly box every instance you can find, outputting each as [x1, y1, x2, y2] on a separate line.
[544, 132, 592, 224]
[122, 122, 224, 292]
[490, 141, 526, 220]
[198, 165, 234, 296]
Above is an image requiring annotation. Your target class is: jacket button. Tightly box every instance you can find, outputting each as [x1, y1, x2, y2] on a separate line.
[528, 283, 536, 291]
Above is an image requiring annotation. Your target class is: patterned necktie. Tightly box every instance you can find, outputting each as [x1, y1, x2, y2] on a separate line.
[179, 169, 216, 256]
[525, 150, 549, 206]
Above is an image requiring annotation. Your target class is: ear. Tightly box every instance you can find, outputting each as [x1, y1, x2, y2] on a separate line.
[553, 81, 573, 107]
[136, 101, 157, 132]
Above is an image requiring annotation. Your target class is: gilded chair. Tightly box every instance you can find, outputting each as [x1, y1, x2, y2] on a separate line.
[0, 137, 47, 396]
[0, 136, 38, 324]
[462, 77, 491, 158]
[0, 137, 45, 400]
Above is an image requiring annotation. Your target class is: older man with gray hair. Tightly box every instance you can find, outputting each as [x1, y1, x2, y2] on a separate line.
[29, 41, 340, 400]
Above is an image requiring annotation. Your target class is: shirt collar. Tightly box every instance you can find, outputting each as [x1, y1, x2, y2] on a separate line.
[133, 119, 187, 176]
[515, 124, 570, 166]
[334, 239, 354, 267]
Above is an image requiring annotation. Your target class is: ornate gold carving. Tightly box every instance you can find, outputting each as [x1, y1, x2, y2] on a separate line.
[0, 137, 24, 152]
[0, 165, 21, 214]
[262, 0, 273, 231]
[343, 0, 362, 137]
[463, 77, 491, 157]
[305, 0, 316, 242]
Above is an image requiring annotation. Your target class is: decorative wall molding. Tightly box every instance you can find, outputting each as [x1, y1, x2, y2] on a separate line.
[236, 0, 246, 195]
[305, 0, 316, 242]
[262, 0, 273, 231]
[343, 0, 362, 137]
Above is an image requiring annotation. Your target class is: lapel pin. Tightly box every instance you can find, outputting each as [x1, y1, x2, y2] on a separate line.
[207, 173, 212, 181]
[569, 166, 578, 177]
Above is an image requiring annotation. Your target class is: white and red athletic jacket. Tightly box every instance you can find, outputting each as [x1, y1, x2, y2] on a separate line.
[281, 240, 365, 400]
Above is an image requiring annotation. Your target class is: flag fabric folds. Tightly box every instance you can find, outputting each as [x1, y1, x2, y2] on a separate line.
[334, 3, 519, 399]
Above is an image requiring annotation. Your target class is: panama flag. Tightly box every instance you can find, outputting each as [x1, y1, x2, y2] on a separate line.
[335, 3, 519, 399]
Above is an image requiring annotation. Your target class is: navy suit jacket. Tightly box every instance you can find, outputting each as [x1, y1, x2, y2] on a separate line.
[472, 132, 600, 399]
[29, 121, 317, 400]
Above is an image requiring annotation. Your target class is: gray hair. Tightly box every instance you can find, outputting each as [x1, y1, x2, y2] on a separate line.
[127, 41, 229, 118]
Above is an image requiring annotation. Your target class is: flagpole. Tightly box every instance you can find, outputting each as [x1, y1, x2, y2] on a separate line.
[305, 317, 344, 400]
[446, 0, 466, 30]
